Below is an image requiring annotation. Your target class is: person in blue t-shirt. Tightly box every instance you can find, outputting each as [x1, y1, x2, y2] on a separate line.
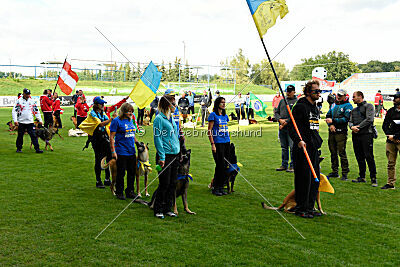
[208, 96, 231, 196]
[110, 103, 139, 200]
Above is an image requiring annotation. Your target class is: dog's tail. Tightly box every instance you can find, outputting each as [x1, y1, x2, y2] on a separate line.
[261, 202, 278, 210]
[100, 157, 110, 170]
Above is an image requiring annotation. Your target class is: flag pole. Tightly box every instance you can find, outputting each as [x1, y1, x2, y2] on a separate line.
[259, 37, 319, 182]
[54, 55, 68, 94]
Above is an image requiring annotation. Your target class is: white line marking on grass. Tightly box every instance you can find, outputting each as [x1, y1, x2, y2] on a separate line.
[95, 157, 177, 240]
[224, 158, 306, 239]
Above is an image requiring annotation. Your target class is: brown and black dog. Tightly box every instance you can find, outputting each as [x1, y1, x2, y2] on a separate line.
[100, 157, 117, 195]
[7, 121, 18, 135]
[70, 116, 78, 129]
[31, 124, 63, 151]
[135, 142, 151, 197]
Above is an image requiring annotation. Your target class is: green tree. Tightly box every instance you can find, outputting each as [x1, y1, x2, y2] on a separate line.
[251, 60, 289, 91]
[290, 51, 359, 82]
[229, 48, 251, 84]
[358, 60, 400, 73]
[124, 63, 131, 81]
[160, 61, 167, 82]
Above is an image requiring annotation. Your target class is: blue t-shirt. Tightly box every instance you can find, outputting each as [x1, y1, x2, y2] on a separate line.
[208, 112, 230, 143]
[90, 110, 109, 132]
[110, 117, 136, 156]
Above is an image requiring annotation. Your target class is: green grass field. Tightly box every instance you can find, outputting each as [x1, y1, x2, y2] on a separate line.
[1, 104, 399, 266]
[0, 78, 275, 96]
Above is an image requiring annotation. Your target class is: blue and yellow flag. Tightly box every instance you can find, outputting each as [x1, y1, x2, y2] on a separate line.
[246, 0, 289, 38]
[129, 61, 162, 109]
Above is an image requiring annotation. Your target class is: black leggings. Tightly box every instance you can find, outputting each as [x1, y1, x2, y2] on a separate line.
[188, 106, 195, 114]
[212, 142, 231, 188]
[43, 112, 53, 128]
[77, 116, 86, 129]
[16, 123, 39, 150]
[352, 133, 377, 178]
[116, 154, 136, 195]
[92, 140, 111, 182]
[149, 108, 156, 122]
[137, 108, 145, 125]
[53, 110, 62, 128]
[153, 154, 179, 214]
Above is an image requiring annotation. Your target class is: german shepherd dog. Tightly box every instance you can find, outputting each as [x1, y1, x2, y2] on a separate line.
[7, 121, 18, 134]
[135, 142, 151, 197]
[31, 122, 63, 151]
[208, 143, 240, 193]
[148, 148, 195, 215]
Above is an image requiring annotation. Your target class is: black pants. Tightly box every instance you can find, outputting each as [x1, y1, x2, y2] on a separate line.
[352, 133, 377, 179]
[235, 108, 241, 122]
[74, 108, 77, 118]
[137, 108, 145, 125]
[212, 143, 231, 188]
[153, 154, 179, 214]
[149, 108, 156, 122]
[43, 112, 53, 128]
[201, 108, 208, 126]
[53, 110, 62, 128]
[92, 140, 111, 182]
[188, 106, 195, 114]
[246, 107, 254, 119]
[77, 116, 86, 129]
[293, 146, 320, 213]
[116, 154, 136, 195]
[16, 123, 40, 151]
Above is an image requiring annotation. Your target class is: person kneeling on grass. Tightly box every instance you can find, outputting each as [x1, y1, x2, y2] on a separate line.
[152, 91, 181, 219]
[208, 96, 231, 196]
[110, 103, 140, 200]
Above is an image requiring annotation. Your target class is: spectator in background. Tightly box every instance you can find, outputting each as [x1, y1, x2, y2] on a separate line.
[71, 90, 79, 117]
[317, 95, 324, 114]
[325, 89, 353, 181]
[75, 96, 89, 128]
[396, 88, 399, 93]
[275, 85, 297, 172]
[40, 89, 53, 128]
[246, 92, 254, 120]
[149, 96, 159, 122]
[178, 92, 190, 123]
[374, 90, 384, 118]
[104, 96, 129, 118]
[349, 91, 377, 187]
[272, 92, 283, 119]
[52, 92, 62, 128]
[137, 107, 145, 126]
[200, 90, 209, 127]
[187, 91, 195, 115]
[12, 88, 43, 153]
[234, 92, 246, 122]
[381, 92, 400, 190]
[327, 92, 336, 110]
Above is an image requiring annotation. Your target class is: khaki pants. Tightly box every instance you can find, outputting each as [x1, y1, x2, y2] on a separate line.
[328, 132, 349, 175]
[386, 142, 400, 186]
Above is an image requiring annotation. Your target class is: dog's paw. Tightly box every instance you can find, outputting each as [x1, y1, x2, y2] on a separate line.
[145, 193, 150, 197]
[185, 209, 196, 215]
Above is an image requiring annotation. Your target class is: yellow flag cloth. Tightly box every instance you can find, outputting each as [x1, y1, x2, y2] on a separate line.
[319, 173, 335, 194]
[79, 114, 101, 136]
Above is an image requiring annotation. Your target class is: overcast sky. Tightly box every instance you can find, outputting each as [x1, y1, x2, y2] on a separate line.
[1, 0, 399, 72]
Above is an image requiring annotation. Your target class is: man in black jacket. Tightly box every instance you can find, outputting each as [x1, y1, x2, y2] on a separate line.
[349, 91, 377, 186]
[289, 80, 323, 218]
[381, 92, 400, 189]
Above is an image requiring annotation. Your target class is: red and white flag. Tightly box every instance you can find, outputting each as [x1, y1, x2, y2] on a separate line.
[57, 61, 79, 95]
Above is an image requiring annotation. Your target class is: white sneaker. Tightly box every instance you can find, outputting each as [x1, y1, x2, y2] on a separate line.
[155, 213, 164, 219]
[166, 212, 177, 217]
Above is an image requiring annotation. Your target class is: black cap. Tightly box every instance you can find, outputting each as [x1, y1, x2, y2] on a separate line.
[23, 88, 31, 95]
[286, 85, 295, 92]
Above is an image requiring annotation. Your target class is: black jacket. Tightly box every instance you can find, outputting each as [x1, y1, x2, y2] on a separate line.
[288, 97, 323, 150]
[178, 97, 190, 109]
[349, 101, 374, 135]
[382, 106, 400, 143]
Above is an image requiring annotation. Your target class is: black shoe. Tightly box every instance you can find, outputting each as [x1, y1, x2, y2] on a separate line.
[381, 184, 395, 190]
[371, 178, 378, 187]
[35, 149, 43, 154]
[341, 174, 348, 181]
[276, 166, 287, 171]
[327, 172, 339, 179]
[125, 190, 138, 199]
[352, 177, 366, 183]
[286, 167, 294, 173]
[16, 149, 22, 153]
[116, 193, 126, 200]
[96, 181, 105, 189]
[295, 211, 313, 219]
[212, 188, 222, 196]
[220, 189, 228, 195]
[312, 210, 323, 217]
[104, 179, 111, 186]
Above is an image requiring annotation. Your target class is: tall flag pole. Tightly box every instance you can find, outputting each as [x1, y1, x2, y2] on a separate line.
[246, 0, 319, 182]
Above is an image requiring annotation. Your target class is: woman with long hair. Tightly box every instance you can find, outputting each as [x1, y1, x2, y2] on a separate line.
[110, 103, 139, 200]
[208, 96, 231, 196]
[152, 91, 180, 219]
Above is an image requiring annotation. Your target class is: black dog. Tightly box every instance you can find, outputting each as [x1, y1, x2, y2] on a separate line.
[230, 112, 238, 121]
[224, 143, 239, 193]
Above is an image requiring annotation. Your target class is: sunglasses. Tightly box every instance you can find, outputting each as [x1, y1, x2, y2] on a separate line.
[311, 90, 322, 94]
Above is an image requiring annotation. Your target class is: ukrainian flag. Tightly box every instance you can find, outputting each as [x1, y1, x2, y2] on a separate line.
[129, 61, 162, 109]
[246, 0, 288, 38]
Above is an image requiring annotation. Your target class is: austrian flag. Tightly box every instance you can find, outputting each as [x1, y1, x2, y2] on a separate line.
[57, 61, 79, 95]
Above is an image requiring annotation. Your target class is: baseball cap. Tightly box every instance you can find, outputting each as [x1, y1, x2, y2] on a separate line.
[164, 89, 176, 96]
[393, 92, 400, 99]
[23, 88, 31, 95]
[286, 85, 295, 92]
[337, 89, 347, 96]
[93, 96, 107, 105]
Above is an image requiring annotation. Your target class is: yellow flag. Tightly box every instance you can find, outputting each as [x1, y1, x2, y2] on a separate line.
[79, 114, 101, 136]
[319, 173, 335, 194]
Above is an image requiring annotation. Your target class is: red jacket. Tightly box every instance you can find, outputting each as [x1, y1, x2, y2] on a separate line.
[40, 95, 53, 112]
[374, 93, 383, 105]
[52, 98, 61, 112]
[105, 97, 127, 118]
[75, 102, 90, 117]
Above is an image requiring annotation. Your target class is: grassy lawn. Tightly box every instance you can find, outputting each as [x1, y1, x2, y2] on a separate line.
[0, 103, 399, 265]
[0, 78, 275, 96]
